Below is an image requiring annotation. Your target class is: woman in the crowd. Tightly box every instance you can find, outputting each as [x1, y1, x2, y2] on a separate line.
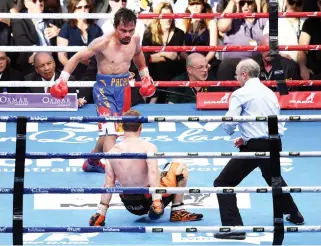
[216, 0, 268, 13]
[180, 0, 219, 75]
[218, 0, 266, 61]
[263, 0, 305, 61]
[57, 0, 103, 80]
[142, 1, 185, 104]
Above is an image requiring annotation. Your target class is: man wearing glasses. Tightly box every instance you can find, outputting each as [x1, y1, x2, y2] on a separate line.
[167, 53, 214, 104]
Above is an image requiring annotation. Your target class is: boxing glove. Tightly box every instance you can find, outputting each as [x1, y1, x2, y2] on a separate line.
[139, 76, 156, 97]
[148, 199, 164, 220]
[50, 71, 70, 99]
[89, 203, 109, 226]
[138, 66, 156, 98]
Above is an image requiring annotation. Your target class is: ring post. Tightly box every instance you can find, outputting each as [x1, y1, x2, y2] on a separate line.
[12, 116, 27, 245]
[269, 0, 288, 95]
[268, 115, 284, 245]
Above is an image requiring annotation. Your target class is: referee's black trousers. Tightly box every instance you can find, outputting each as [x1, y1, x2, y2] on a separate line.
[213, 138, 300, 226]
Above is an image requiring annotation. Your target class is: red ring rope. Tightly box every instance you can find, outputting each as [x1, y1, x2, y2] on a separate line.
[134, 80, 321, 87]
[137, 12, 321, 19]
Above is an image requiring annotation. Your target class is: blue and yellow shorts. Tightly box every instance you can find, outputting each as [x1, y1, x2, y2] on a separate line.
[93, 73, 131, 136]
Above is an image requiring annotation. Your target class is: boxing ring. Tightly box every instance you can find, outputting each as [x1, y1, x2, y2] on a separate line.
[1, 104, 321, 245]
[1, 5, 321, 246]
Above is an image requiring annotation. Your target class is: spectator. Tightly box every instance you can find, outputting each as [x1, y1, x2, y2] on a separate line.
[0, 0, 19, 61]
[298, 0, 321, 80]
[256, 34, 301, 90]
[167, 53, 216, 104]
[24, 52, 87, 107]
[142, 1, 185, 103]
[216, 34, 302, 86]
[263, 0, 305, 61]
[0, 0, 19, 14]
[11, 0, 61, 76]
[94, 0, 109, 13]
[0, 52, 25, 93]
[96, 0, 123, 34]
[0, 22, 11, 46]
[180, 0, 219, 70]
[57, 0, 103, 80]
[44, 0, 62, 13]
[218, 0, 266, 61]
[216, 0, 268, 13]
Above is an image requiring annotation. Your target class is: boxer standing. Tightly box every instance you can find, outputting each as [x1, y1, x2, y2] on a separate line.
[50, 8, 155, 172]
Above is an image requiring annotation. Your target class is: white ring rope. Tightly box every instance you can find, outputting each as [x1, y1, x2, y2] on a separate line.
[0, 81, 96, 87]
[0, 46, 86, 52]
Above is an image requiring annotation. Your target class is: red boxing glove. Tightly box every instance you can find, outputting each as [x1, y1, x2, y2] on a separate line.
[50, 71, 70, 99]
[138, 66, 156, 97]
[139, 76, 156, 97]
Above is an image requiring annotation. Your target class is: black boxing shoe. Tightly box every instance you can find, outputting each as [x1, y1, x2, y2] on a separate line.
[286, 211, 305, 225]
[214, 232, 246, 240]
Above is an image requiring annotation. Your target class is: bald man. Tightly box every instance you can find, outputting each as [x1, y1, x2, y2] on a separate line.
[24, 52, 87, 107]
[167, 53, 215, 104]
[213, 58, 304, 240]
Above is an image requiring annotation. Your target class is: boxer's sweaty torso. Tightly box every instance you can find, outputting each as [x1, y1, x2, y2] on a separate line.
[94, 33, 139, 75]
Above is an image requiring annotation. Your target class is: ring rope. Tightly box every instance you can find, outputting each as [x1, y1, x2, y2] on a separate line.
[0, 12, 320, 19]
[0, 226, 320, 233]
[0, 80, 320, 88]
[1, 187, 321, 194]
[0, 151, 320, 159]
[0, 225, 319, 233]
[0, 45, 320, 52]
[0, 115, 320, 122]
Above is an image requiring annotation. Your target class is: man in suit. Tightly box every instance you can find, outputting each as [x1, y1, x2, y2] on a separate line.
[11, 0, 61, 76]
[0, 51, 25, 93]
[25, 52, 87, 107]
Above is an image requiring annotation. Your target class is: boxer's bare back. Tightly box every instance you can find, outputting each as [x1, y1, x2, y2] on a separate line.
[106, 137, 159, 187]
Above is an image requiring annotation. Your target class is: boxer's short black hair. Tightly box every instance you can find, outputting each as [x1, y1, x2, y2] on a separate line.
[114, 8, 137, 28]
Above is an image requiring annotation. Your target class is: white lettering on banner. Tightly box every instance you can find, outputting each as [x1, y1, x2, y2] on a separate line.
[33, 193, 250, 210]
[24, 233, 99, 245]
[42, 97, 71, 106]
[172, 232, 273, 244]
[203, 93, 231, 105]
[0, 96, 28, 105]
[289, 92, 316, 104]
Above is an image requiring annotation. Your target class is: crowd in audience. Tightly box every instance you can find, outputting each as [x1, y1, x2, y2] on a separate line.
[0, 0, 320, 106]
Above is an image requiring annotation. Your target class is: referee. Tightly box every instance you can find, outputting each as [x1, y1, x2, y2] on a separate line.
[214, 59, 304, 240]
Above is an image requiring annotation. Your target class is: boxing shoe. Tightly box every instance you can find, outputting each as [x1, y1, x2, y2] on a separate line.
[170, 204, 203, 222]
[82, 151, 105, 173]
[286, 211, 305, 225]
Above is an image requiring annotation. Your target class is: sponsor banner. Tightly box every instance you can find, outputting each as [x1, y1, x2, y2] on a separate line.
[277, 91, 321, 109]
[0, 93, 78, 111]
[197, 91, 321, 110]
[34, 193, 250, 210]
[197, 92, 231, 109]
